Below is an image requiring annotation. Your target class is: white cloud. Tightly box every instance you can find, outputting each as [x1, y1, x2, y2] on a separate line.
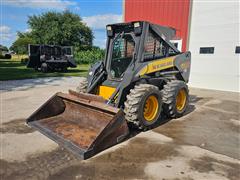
[82, 14, 122, 30]
[94, 39, 106, 49]
[2, 0, 76, 10]
[25, 28, 32, 33]
[0, 25, 12, 41]
[0, 26, 11, 34]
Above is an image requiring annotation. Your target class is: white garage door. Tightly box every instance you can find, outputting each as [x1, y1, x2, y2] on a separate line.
[188, 1, 239, 92]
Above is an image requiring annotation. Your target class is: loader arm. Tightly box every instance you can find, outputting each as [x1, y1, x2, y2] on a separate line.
[86, 61, 106, 93]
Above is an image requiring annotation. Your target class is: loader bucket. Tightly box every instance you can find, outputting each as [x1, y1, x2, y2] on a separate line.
[26, 90, 129, 159]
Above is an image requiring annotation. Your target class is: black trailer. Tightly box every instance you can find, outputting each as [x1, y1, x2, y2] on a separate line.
[27, 44, 77, 72]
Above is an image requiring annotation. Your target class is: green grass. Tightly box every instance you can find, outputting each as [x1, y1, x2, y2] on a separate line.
[11, 54, 28, 61]
[0, 59, 90, 81]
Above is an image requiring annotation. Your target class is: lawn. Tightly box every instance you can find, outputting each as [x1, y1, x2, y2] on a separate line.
[0, 59, 90, 81]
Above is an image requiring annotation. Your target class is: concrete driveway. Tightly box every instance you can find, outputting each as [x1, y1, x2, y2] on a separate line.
[1, 77, 239, 180]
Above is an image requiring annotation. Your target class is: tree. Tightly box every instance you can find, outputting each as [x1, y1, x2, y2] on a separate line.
[0, 45, 8, 52]
[27, 10, 93, 48]
[10, 32, 35, 54]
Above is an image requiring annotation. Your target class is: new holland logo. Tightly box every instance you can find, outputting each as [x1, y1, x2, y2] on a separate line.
[152, 61, 173, 70]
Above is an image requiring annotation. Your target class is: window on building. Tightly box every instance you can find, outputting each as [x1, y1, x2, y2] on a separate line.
[173, 43, 178, 49]
[199, 47, 214, 54]
[235, 46, 240, 54]
[144, 30, 167, 61]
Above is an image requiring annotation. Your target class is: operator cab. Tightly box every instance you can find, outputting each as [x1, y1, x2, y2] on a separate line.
[105, 22, 142, 81]
[88, 21, 182, 101]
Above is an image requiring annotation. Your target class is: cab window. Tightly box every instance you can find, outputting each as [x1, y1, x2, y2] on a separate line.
[144, 30, 167, 61]
[110, 34, 135, 78]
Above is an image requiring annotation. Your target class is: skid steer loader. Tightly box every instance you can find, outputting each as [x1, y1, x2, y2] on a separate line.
[27, 21, 191, 159]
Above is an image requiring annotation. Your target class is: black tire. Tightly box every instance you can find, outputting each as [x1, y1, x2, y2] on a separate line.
[161, 80, 189, 118]
[124, 84, 162, 130]
[4, 54, 11, 59]
[76, 78, 88, 93]
[41, 63, 48, 73]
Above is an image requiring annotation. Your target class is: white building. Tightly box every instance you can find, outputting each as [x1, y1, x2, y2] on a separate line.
[188, 1, 239, 92]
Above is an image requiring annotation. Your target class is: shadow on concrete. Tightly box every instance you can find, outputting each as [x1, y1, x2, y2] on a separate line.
[0, 76, 79, 92]
[127, 94, 202, 139]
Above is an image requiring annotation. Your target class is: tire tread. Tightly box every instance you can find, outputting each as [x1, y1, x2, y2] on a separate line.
[124, 84, 159, 129]
[161, 80, 189, 118]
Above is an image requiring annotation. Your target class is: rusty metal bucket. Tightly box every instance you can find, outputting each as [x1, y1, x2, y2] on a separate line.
[26, 90, 129, 159]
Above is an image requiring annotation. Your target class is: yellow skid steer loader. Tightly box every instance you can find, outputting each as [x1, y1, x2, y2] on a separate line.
[27, 21, 191, 159]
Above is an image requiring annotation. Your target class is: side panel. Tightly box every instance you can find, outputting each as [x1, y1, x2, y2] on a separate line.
[98, 86, 116, 100]
[136, 53, 191, 82]
[138, 56, 175, 76]
[174, 52, 191, 82]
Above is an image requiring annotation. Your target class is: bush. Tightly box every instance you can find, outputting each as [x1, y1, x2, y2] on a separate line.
[74, 48, 105, 64]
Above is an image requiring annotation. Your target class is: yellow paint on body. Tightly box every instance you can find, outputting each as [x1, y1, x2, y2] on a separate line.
[98, 86, 116, 100]
[139, 56, 175, 76]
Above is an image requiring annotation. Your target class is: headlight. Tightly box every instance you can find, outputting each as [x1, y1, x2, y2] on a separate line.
[89, 71, 93, 76]
[106, 25, 113, 37]
[134, 22, 140, 28]
[106, 26, 112, 31]
[133, 22, 142, 36]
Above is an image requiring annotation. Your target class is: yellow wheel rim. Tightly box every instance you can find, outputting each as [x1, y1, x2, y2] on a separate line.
[176, 89, 187, 111]
[144, 95, 159, 121]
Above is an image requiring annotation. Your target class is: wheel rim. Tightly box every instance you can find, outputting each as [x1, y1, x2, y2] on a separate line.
[176, 88, 187, 111]
[144, 95, 159, 121]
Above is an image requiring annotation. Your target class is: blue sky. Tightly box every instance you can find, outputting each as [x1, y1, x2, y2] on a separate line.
[0, 0, 123, 48]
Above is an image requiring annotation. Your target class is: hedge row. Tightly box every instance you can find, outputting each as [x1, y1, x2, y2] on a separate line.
[1, 49, 105, 64]
[74, 48, 105, 64]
